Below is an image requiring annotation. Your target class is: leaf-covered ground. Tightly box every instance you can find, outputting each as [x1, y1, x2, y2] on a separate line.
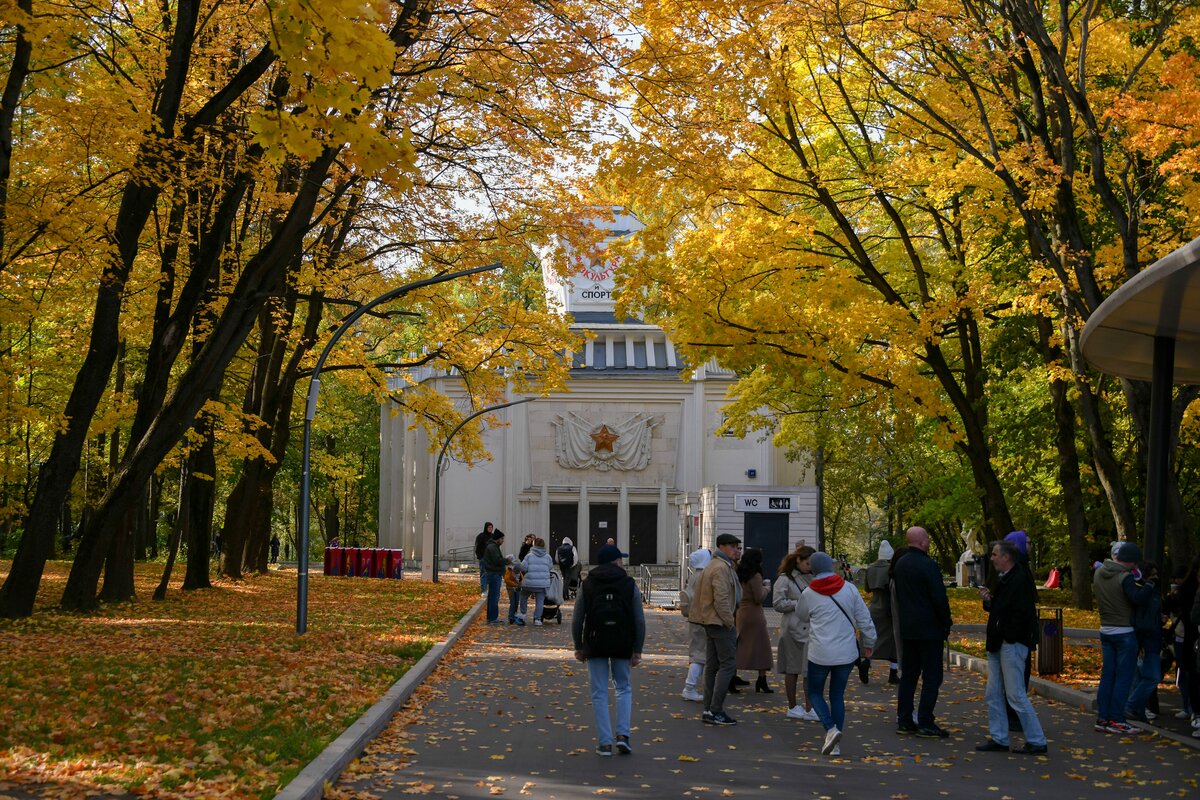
[0, 561, 479, 799]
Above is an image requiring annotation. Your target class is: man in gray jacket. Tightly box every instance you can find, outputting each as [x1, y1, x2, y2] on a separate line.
[689, 533, 742, 726]
[1093, 541, 1156, 734]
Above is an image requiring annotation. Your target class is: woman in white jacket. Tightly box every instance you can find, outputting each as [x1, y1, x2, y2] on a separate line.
[798, 551, 876, 756]
[773, 544, 818, 720]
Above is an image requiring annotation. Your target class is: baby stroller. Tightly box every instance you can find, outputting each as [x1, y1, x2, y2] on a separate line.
[541, 571, 565, 624]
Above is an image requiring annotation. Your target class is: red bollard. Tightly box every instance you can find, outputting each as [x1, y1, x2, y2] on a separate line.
[358, 548, 375, 579]
[343, 547, 358, 577]
[395, 548, 405, 579]
[323, 547, 338, 576]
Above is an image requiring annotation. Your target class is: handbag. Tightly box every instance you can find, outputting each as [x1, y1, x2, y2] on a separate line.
[828, 593, 866, 660]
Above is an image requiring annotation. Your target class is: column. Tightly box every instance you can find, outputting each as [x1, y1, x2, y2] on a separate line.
[659, 482, 671, 562]
[618, 482, 630, 553]
[540, 483, 549, 539]
[578, 483, 589, 559]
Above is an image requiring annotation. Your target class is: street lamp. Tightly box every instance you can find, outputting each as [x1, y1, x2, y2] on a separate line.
[431, 397, 532, 583]
[296, 262, 503, 634]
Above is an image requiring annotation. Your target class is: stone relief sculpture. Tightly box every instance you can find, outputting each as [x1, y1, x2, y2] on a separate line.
[552, 412, 662, 471]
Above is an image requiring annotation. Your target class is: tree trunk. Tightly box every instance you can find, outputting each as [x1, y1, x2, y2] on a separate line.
[58, 147, 338, 611]
[1, 0, 203, 619]
[1039, 316, 1093, 609]
[182, 426, 216, 591]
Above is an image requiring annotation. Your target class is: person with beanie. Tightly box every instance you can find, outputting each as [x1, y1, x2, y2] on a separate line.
[863, 540, 899, 684]
[773, 544, 818, 720]
[974, 539, 1048, 755]
[1093, 540, 1157, 733]
[573, 544, 645, 756]
[481, 530, 508, 623]
[893, 526, 954, 738]
[680, 547, 712, 702]
[798, 551, 876, 756]
[1001, 530, 1034, 733]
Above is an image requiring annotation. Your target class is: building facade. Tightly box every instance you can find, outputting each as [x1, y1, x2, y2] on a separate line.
[378, 210, 820, 577]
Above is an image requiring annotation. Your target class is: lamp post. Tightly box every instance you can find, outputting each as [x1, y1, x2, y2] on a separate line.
[297, 262, 503, 634]
[432, 397, 532, 582]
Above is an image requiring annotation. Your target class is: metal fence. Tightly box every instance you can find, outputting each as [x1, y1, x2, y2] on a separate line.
[639, 563, 683, 606]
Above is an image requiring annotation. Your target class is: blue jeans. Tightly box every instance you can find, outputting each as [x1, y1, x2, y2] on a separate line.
[898, 639, 944, 726]
[588, 657, 632, 746]
[1126, 637, 1163, 717]
[986, 643, 1046, 746]
[479, 560, 488, 592]
[1097, 631, 1138, 722]
[507, 587, 520, 622]
[485, 572, 503, 622]
[806, 661, 854, 731]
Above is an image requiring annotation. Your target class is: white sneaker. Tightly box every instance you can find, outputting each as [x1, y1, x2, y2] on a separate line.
[533, 619, 543, 626]
[822, 726, 842, 755]
[1145, 709, 1157, 720]
[682, 688, 705, 702]
[803, 708, 821, 722]
[786, 705, 808, 720]
[829, 745, 841, 756]
[1192, 716, 1200, 729]
[1193, 729, 1200, 739]
[1174, 710, 1191, 719]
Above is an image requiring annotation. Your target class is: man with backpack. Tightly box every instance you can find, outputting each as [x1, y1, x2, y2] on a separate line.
[573, 543, 645, 757]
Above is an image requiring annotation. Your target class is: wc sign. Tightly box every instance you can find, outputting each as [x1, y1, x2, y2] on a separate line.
[734, 494, 797, 513]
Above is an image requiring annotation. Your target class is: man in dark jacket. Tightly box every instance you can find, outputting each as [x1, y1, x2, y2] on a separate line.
[475, 522, 495, 593]
[481, 530, 507, 623]
[974, 539, 1048, 754]
[893, 526, 953, 738]
[573, 544, 646, 756]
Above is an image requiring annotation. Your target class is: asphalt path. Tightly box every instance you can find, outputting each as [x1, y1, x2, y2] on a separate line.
[332, 605, 1199, 800]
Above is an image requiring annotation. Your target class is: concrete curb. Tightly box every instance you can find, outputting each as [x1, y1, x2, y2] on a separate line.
[948, 648, 1200, 750]
[274, 596, 486, 800]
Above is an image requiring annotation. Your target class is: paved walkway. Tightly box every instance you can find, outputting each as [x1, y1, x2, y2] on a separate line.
[332, 605, 1198, 800]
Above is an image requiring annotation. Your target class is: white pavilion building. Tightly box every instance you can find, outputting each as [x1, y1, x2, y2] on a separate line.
[378, 210, 820, 578]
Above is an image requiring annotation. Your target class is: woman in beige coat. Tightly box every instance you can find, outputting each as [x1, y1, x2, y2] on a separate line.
[735, 548, 774, 693]
[773, 545, 817, 719]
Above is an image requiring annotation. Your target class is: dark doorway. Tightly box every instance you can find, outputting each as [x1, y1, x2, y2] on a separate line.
[743, 512, 790, 606]
[588, 503, 618, 563]
[629, 504, 658, 565]
[549, 503, 578, 555]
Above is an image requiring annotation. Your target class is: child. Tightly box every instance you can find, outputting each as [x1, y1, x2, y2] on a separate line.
[504, 555, 524, 624]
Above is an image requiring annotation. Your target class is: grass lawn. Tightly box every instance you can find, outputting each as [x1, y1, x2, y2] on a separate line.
[0, 561, 479, 799]
[945, 587, 1101, 628]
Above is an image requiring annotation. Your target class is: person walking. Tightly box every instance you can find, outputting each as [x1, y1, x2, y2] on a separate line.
[974, 539, 1048, 755]
[1124, 561, 1164, 724]
[893, 526, 953, 738]
[863, 540, 899, 685]
[517, 537, 554, 626]
[773, 545, 818, 720]
[734, 547, 774, 693]
[798, 551, 875, 756]
[689, 533, 742, 726]
[556, 536, 581, 597]
[270, 534, 281, 565]
[680, 547, 712, 702]
[573, 543, 645, 757]
[481, 530, 507, 624]
[1093, 541, 1156, 733]
[475, 522, 495, 594]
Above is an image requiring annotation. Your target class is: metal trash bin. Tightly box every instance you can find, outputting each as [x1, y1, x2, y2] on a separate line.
[1036, 606, 1064, 675]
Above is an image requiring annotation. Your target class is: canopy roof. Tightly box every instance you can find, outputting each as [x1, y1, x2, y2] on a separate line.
[1080, 237, 1200, 384]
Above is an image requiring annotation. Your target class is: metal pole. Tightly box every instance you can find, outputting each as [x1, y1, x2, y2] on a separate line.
[1143, 335, 1174, 570]
[432, 397, 533, 583]
[297, 262, 503, 634]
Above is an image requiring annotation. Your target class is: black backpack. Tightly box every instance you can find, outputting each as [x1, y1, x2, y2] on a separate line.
[557, 543, 575, 570]
[583, 574, 636, 658]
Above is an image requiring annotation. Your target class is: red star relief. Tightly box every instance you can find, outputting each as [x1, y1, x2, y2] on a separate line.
[590, 425, 619, 452]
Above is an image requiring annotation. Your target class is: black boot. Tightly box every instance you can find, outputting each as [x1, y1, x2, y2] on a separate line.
[858, 657, 870, 684]
[755, 675, 774, 693]
[888, 668, 899, 684]
[727, 678, 741, 694]
[731, 675, 750, 686]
